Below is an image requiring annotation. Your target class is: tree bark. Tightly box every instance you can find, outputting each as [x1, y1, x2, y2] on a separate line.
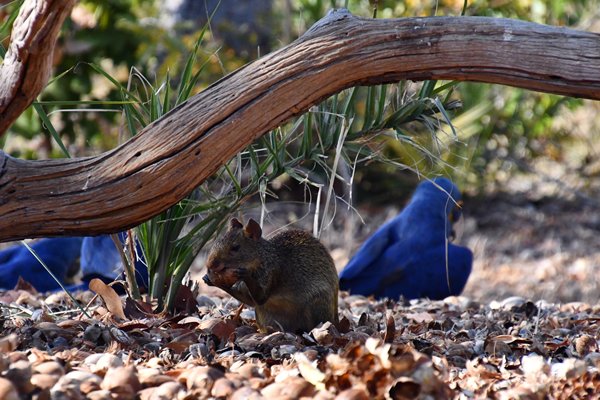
[1, 9, 600, 241]
[0, 0, 75, 135]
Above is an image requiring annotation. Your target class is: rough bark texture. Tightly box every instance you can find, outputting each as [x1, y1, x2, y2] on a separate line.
[0, 0, 75, 135]
[1, 9, 600, 241]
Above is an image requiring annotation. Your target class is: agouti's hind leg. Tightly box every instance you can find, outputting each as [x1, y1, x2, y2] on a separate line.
[309, 295, 338, 327]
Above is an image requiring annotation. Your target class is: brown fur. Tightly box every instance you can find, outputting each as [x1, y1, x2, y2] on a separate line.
[203, 218, 339, 333]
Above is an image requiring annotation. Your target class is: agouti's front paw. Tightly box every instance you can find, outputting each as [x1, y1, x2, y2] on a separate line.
[204, 267, 242, 289]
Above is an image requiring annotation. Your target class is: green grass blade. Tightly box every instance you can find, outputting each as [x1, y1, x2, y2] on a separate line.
[88, 62, 143, 104]
[162, 72, 171, 114]
[418, 80, 437, 99]
[433, 97, 458, 137]
[33, 103, 71, 158]
[21, 241, 91, 319]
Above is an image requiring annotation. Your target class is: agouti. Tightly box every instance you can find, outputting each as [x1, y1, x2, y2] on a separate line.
[203, 218, 339, 333]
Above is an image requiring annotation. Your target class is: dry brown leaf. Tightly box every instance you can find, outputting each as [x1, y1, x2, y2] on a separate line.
[0, 335, 19, 353]
[405, 312, 434, 323]
[311, 321, 339, 346]
[123, 297, 150, 320]
[173, 283, 199, 314]
[388, 377, 421, 400]
[89, 278, 126, 320]
[384, 313, 395, 343]
[165, 340, 194, 354]
[200, 319, 239, 343]
[337, 316, 351, 333]
[14, 277, 37, 293]
[296, 353, 326, 390]
[178, 316, 203, 326]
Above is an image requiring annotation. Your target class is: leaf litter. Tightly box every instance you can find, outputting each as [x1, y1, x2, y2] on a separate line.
[1, 171, 599, 399]
[0, 283, 599, 399]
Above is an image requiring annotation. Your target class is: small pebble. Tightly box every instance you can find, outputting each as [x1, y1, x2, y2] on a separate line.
[196, 295, 217, 308]
[101, 366, 141, 396]
[143, 342, 162, 354]
[551, 359, 586, 380]
[31, 373, 60, 391]
[33, 361, 64, 376]
[90, 353, 124, 375]
[584, 352, 600, 368]
[149, 381, 186, 400]
[211, 377, 238, 398]
[230, 386, 264, 400]
[183, 366, 225, 393]
[54, 370, 102, 389]
[137, 368, 174, 388]
[85, 389, 113, 400]
[5, 359, 34, 394]
[233, 363, 262, 379]
[335, 388, 370, 400]
[261, 377, 315, 398]
[83, 324, 104, 343]
[0, 377, 19, 400]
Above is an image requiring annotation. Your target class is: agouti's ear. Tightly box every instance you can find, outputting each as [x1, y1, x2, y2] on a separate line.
[243, 219, 262, 241]
[229, 218, 243, 230]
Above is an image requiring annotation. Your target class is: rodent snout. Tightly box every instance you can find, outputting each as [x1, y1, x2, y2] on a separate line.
[202, 274, 214, 286]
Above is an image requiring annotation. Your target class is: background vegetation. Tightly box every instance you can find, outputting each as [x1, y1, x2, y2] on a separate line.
[1, 0, 597, 187]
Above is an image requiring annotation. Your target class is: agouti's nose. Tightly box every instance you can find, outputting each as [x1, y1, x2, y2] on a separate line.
[202, 274, 213, 286]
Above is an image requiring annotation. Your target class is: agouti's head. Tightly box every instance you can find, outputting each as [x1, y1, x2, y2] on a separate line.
[203, 218, 263, 288]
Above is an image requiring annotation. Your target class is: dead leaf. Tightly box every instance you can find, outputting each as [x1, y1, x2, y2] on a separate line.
[89, 278, 126, 320]
[337, 316, 351, 333]
[177, 316, 203, 326]
[14, 277, 38, 293]
[173, 283, 199, 314]
[124, 297, 151, 320]
[384, 313, 395, 343]
[405, 312, 434, 323]
[165, 340, 194, 354]
[311, 321, 339, 346]
[296, 353, 326, 390]
[484, 337, 513, 357]
[0, 334, 19, 353]
[211, 320, 239, 343]
[388, 377, 421, 400]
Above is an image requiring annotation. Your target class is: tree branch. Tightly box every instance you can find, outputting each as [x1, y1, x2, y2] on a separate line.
[1, 10, 599, 241]
[0, 0, 75, 135]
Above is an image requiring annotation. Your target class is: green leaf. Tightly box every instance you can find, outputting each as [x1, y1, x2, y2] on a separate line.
[32, 103, 71, 158]
[21, 241, 90, 318]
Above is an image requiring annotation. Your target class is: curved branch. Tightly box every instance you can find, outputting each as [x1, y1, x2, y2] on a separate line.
[0, 0, 75, 135]
[1, 10, 600, 241]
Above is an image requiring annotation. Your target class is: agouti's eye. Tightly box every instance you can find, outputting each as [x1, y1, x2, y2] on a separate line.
[231, 244, 240, 252]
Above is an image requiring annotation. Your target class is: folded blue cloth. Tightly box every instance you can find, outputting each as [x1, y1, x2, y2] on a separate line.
[339, 177, 473, 300]
[80, 234, 148, 289]
[0, 238, 83, 292]
[0, 234, 147, 292]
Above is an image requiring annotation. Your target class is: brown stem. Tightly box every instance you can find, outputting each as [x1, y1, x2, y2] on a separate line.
[0, 0, 75, 134]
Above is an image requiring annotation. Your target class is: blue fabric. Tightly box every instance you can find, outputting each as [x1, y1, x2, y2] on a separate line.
[0, 234, 147, 292]
[0, 238, 83, 292]
[339, 177, 473, 300]
[80, 234, 148, 289]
